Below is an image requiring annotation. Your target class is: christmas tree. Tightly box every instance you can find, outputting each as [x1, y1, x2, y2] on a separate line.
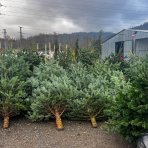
[29, 60, 77, 130]
[0, 52, 30, 128]
[68, 62, 122, 128]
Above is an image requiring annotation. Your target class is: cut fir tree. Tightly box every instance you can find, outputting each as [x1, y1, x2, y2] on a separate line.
[106, 56, 148, 142]
[0, 77, 26, 128]
[70, 74, 108, 128]
[29, 60, 77, 130]
[0, 52, 29, 129]
[67, 62, 110, 128]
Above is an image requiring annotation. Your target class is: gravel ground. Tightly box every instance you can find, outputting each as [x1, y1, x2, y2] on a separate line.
[0, 117, 134, 148]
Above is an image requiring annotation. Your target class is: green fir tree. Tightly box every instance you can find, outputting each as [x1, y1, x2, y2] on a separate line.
[29, 60, 78, 130]
[0, 52, 30, 128]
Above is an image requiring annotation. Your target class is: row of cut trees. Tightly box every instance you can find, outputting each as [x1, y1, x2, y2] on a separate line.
[0, 49, 147, 144]
[29, 60, 127, 130]
[0, 50, 124, 130]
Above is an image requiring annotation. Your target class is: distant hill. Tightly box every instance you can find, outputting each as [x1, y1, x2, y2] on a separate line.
[132, 22, 148, 30]
[25, 31, 114, 50]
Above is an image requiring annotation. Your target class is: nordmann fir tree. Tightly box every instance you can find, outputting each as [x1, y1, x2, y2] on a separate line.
[29, 60, 78, 130]
[106, 56, 148, 142]
[67, 62, 112, 128]
[0, 52, 30, 128]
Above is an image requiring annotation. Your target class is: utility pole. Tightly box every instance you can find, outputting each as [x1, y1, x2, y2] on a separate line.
[19, 26, 23, 49]
[3, 29, 7, 50]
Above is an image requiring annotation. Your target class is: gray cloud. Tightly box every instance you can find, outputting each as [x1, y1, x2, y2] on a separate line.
[0, 0, 148, 38]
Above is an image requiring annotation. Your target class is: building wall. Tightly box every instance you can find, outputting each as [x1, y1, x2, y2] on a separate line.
[136, 38, 148, 57]
[102, 29, 148, 59]
[124, 40, 132, 57]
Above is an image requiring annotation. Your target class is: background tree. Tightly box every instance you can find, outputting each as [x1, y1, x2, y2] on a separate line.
[93, 30, 102, 60]
[59, 49, 73, 68]
[77, 48, 98, 66]
[53, 33, 59, 59]
[17, 50, 43, 100]
[74, 38, 79, 62]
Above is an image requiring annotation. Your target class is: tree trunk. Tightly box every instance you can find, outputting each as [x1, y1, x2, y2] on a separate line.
[90, 116, 97, 128]
[55, 109, 64, 130]
[3, 116, 10, 129]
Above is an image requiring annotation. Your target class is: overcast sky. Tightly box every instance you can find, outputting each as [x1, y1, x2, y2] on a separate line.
[0, 0, 148, 38]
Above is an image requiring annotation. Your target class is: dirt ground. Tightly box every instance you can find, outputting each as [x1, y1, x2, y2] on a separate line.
[0, 117, 134, 148]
